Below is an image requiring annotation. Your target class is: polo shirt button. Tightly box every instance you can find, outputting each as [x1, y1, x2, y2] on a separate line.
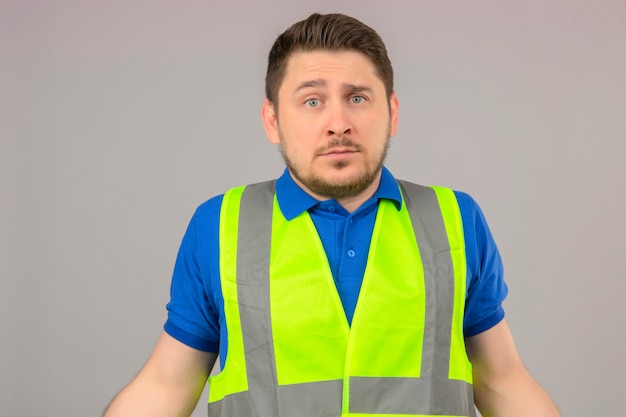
[347, 249, 356, 257]
[328, 206, 336, 212]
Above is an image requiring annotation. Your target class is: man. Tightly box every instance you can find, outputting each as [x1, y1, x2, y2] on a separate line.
[104, 13, 561, 417]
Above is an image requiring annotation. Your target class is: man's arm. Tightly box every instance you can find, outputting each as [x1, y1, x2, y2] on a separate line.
[103, 331, 218, 417]
[465, 319, 561, 417]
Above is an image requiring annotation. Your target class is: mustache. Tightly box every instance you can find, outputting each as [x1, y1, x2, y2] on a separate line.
[316, 137, 361, 154]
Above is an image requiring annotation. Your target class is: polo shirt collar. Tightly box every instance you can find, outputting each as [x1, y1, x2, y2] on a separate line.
[275, 166, 403, 220]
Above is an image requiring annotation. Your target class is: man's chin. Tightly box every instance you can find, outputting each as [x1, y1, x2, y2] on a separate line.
[304, 173, 377, 200]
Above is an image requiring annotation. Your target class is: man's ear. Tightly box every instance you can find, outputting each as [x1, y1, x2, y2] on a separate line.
[261, 99, 280, 144]
[388, 91, 399, 137]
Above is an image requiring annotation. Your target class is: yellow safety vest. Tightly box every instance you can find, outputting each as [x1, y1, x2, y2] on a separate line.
[208, 180, 475, 417]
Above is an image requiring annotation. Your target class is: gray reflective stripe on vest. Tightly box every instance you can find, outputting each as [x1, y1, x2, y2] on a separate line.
[235, 180, 277, 402]
[209, 379, 343, 417]
[350, 377, 474, 416]
[210, 180, 474, 417]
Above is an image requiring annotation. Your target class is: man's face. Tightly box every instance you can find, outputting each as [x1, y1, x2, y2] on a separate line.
[262, 50, 399, 201]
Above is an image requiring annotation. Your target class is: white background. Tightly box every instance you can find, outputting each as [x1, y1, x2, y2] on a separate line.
[1, 1, 625, 416]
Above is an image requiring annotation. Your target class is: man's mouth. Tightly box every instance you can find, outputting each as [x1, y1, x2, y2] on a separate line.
[321, 147, 358, 156]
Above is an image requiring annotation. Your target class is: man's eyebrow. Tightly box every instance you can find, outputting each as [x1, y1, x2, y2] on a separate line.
[342, 83, 372, 93]
[295, 79, 327, 92]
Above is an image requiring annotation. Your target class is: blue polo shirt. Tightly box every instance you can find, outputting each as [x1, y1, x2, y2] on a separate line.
[165, 167, 507, 368]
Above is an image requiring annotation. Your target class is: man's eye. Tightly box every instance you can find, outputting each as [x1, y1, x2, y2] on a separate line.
[305, 98, 321, 107]
[350, 96, 366, 104]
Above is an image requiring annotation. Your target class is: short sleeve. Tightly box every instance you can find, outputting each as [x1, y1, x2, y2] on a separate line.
[164, 195, 224, 352]
[455, 191, 508, 337]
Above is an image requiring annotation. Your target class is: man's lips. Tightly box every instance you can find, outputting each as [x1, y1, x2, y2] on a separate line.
[318, 147, 359, 156]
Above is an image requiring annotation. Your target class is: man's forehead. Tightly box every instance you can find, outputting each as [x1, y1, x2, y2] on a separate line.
[281, 50, 380, 87]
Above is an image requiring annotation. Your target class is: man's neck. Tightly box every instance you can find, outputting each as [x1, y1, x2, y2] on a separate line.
[335, 178, 381, 213]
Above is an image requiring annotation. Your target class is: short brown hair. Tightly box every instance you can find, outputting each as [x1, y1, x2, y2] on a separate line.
[265, 13, 394, 105]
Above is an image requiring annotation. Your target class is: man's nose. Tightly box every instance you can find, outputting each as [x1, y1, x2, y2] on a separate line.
[325, 103, 353, 137]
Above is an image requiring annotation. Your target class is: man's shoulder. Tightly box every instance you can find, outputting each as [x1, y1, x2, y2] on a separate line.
[189, 193, 225, 226]
[450, 190, 484, 218]
[196, 192, 225, 210]
[192, 179, 279, 219]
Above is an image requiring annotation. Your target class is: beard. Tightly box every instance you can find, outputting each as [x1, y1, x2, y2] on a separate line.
[279, 134, 391, 200]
